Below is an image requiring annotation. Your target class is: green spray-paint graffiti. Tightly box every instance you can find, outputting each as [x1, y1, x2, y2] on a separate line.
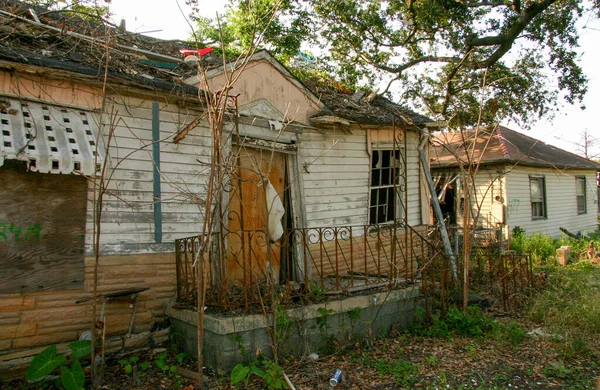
[507, 199, 520, 217]
[0, 223, 42, 242]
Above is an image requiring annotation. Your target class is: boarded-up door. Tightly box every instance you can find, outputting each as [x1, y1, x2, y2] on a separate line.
[226, 146, 286, 284]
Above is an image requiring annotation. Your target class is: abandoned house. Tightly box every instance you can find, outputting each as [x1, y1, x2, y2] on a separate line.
[0, 0, 217, 377]
[429, 126, 600, 238]
[0, 1, 442, 376]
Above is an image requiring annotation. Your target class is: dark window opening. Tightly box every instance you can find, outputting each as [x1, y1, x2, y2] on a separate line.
[369, 149, 403, 225]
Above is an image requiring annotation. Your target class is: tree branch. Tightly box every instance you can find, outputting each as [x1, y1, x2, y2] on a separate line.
[465, 0, 558, 68]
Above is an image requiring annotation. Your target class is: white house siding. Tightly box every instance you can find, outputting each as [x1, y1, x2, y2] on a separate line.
[506, 166, 599, 237]
[299, 128, 424, 229]
[456, 168, 506, 228]
[404, 131, 425, 226]
[300, 128, 370, 227]
[87, 95, 211, 254]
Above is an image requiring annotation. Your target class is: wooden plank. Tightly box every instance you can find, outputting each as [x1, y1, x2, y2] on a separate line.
[0, 161, 86, 293]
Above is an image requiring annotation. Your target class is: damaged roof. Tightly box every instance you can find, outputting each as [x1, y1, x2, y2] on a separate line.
[430, 125, 600, 170]
[0, 0, 202, 95]
[201, 49, 434, 127]
[305, 77, 433, 127]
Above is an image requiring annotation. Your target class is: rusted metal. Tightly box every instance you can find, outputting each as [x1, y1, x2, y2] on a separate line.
[174, 223, 444, 310]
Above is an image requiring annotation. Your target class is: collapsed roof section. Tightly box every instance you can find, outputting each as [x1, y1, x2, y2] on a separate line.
[304, 76, 433, 128]
[198, 49, 435, 129]
[0, 0, 203, 96]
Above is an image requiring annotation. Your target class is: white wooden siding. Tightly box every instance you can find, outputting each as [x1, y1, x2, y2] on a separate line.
[505, 167, 598, 237]
[86, 96, 210, 254]
[456, 168, 505, 228]
[299, 128, 424, 228]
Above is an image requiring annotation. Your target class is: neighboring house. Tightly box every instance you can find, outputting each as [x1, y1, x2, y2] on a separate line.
[430, 126, 600, 238]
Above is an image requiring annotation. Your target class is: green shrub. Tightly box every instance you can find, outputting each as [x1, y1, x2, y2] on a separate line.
[411, 306, 497, 338]
[231, 359, 288, 389]
[511, 227, 559, 263]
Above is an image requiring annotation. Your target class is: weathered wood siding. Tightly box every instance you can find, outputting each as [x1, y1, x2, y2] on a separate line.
[299, 128, 424, 228]
[205, 59, 322, 126]
[88, 95, 210, 254]
[505, 167, 598, 237]
[0, 70, 210, 356]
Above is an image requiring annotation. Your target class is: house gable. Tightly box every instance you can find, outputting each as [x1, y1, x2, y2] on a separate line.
[239, 98, 285, 121]
[191, 55, 323, 126]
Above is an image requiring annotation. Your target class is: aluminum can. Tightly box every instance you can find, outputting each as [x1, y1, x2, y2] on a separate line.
[329, 369, 342, 387]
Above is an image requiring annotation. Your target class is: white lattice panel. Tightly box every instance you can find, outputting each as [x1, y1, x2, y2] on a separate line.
[0, 97, 103, 175]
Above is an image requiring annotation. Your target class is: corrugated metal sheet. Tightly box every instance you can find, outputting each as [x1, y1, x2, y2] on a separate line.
[0, 98, 104, 175]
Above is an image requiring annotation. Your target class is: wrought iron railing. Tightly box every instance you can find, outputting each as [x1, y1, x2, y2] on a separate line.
[175, 223, 442, 311]
[175, 223, 534, 314]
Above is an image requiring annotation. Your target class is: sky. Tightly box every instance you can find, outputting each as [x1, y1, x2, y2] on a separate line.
[108, 0, 600, 159]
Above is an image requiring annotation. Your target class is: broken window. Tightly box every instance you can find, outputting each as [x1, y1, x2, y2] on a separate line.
[369, 149, 403, 224]
[576, 176, 586, 214]
[529, 176, 547, 219]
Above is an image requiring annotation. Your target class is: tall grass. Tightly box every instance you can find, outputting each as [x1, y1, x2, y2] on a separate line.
[511, 227, 600, 357]
[527, 261, 600, 357]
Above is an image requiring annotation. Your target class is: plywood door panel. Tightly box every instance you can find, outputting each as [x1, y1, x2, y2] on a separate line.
[226, 146, 286, 283]
[0, 161, 87, 293]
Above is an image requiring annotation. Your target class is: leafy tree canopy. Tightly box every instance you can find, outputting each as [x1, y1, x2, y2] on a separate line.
[22, 0, 111, 18]
[190, 0, 310, 62]
[194, 0, 598, 129]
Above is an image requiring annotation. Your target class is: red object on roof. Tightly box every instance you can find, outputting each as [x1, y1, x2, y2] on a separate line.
[180, 47, 214, 57]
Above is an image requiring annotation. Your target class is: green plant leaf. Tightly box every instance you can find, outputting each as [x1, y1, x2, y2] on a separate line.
[169, 365, 177, 374]
[68, 340, 91, 360]
[231, 364, 250, 385]
[139, 361, 150, 369]
[129, 355, 139, 363]
[124, 364, 132, 374]
[26, 345, 66, 381]
[60, 360, 85, 390]
[250, 365, 266, 378]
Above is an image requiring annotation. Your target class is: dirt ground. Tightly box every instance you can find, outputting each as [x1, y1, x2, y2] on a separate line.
[8, 309, 595, 390]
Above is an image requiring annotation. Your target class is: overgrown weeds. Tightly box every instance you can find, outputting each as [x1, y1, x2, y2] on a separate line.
[527, 261, 600, 357]
[410, 306, 527, 346]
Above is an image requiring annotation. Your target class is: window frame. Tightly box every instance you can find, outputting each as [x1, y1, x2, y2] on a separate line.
[368, 149, 404, 225]
[529, 175, 547, 220]
[575, 176, 586, 215]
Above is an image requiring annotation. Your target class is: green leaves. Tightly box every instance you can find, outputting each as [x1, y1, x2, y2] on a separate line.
[230, 360, 288, 389]
[26, 341, 90, 387]
[207, 0, 591, 128]
[26, 345, 66, 381]
[231, 363, 250, 385]
[68, 340, 91, 360]
[60, 360, 85, 390]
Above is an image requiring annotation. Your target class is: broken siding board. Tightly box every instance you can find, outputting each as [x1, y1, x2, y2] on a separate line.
[0, 162, 87, 293]
[305, 200, 368, 213]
